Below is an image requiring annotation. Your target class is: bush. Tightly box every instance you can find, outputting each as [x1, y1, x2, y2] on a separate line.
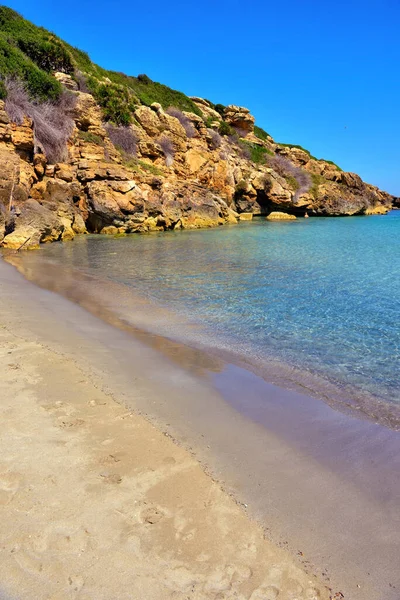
[5, 78, 76, 163]
[214, 103, 226, 116]
[105, 123, 137, 156]
[309, 173, 325, 198]
[74, 70, 90, 93]
[0, 34, 62, 101]
[16, 35, 73, 74]
[88, 78, 137, 125]
[254, 125, 270, 141]
[0, 78, 6, 99]
[219, 121, 234, 136]
[204, 116, 215, 128]
[137, 74, 152, 84]
[239, 141, 273, 163]
[208, 129, 222, 149]
[267, 154, 311, 201]
[166, 106, 195, 138]
[78, 130, 103, 145]
[157, 135, 174, 166]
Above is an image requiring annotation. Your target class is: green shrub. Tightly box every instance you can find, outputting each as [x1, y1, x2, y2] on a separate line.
[88, 78, 137, 125]
[137, 73, 152, 84]
[214, 103, 226, 116]
[204, 116, 215, 128]
[309, 173, 325, 198]
[0, 78, 6, 99]
[16, 35, 73, 73]
[285, 175, 300, 191]
[219, 121, 234, 136]
[122, 155, 163, 176]
[78, 130, 103, 145]
[320, 158, 342, 171]
[240, 141, 273, 163]
[0, 34, 62, 100]
[254, 125, 270, 141]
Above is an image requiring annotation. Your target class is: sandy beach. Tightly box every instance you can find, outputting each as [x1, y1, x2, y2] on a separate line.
[0, 258, 332, 600]
[1, 257, 399, 600]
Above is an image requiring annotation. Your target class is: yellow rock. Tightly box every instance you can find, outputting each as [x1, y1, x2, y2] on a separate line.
[100, 226, 119, 235]
[185, 149, 208, 174]
[266, 211, 296, 221]
[239, 213, 253, 221]
[364, 205, 389, 215]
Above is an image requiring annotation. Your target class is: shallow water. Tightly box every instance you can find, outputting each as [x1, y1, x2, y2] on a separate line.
[16, 211, 400, 419]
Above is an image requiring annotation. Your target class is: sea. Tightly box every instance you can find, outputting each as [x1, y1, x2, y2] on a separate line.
[14, 210, 400, 426]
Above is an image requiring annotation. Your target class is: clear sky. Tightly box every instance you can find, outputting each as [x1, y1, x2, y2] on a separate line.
[6, 0, 400, 195]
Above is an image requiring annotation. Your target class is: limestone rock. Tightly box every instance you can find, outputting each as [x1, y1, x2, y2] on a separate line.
[266, 211, 297, 221]
[73, 93, 103, 130]
[134, 106, 161, 137]
[223, 105, 255, 134]
[0, 80, 396, 249]
[239, 213, 253, 221]
[55, 163, 76, 182]
[276, 146, 310, 166]
[364, 205, 389, 215]
[54, 72, 78, 91]
[185, 149, 208, 174]
[190, 97, 222, 122]
[10, 117, 34, 152]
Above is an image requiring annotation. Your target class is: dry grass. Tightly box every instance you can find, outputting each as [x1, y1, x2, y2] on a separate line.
[4, 78, 76, 163]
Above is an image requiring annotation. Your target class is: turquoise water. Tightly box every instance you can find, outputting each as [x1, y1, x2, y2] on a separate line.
[35, 211, 400, 411]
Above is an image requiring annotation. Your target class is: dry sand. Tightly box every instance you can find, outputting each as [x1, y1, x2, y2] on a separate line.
[0, 262, 330, 599]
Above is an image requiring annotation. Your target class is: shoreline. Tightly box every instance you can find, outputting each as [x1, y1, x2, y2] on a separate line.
[1, 257, 400, 599]
[6, 245, 400, 432]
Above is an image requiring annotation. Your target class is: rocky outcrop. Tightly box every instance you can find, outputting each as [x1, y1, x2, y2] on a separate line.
[223, 105, 255, 134]
[190, 97, 221, 123]
[0, 84, 395, 250]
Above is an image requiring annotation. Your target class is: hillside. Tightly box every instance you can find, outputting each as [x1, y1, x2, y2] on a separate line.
[0, 5, 396, 249]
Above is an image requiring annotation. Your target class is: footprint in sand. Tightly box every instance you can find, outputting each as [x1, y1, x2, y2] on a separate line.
[141, 506, 165, 525]
[29, 524, 94, 555]
[58, 418, 86, 429]
[99, 454, 122, 466]
[14, 550, 44, 577]
[100, 472, 122, 484]
[250, 585, 280, 600]
[0, 471, 22, 505]
[68, 574, 85, 592]
[305, 588, 321, 600]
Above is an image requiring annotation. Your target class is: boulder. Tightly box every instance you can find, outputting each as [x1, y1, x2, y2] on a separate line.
[72, 93, 103, 131]
[10, 117, 34, 153]
[190, 97, 222, 122]
[223, 105, 255, 134]
[134, 106, 161, 137]
[266, 211, 297, 221]
[53, 72, 78, 91]
[185, 149, 208, 174]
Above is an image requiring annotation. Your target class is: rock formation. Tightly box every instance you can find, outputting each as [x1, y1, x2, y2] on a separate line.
[0, 8, 395, 249]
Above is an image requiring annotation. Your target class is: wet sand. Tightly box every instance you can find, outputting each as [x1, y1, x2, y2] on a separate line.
[0, 258, 399, 599]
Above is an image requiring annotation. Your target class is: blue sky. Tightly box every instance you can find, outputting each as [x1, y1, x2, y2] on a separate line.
[7, 0, 400, 195]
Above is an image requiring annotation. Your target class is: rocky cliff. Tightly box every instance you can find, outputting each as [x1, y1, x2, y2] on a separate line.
[0, 7, 395, 249]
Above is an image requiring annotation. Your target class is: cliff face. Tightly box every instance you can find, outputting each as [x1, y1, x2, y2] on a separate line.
[0, 9, 395, 249]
